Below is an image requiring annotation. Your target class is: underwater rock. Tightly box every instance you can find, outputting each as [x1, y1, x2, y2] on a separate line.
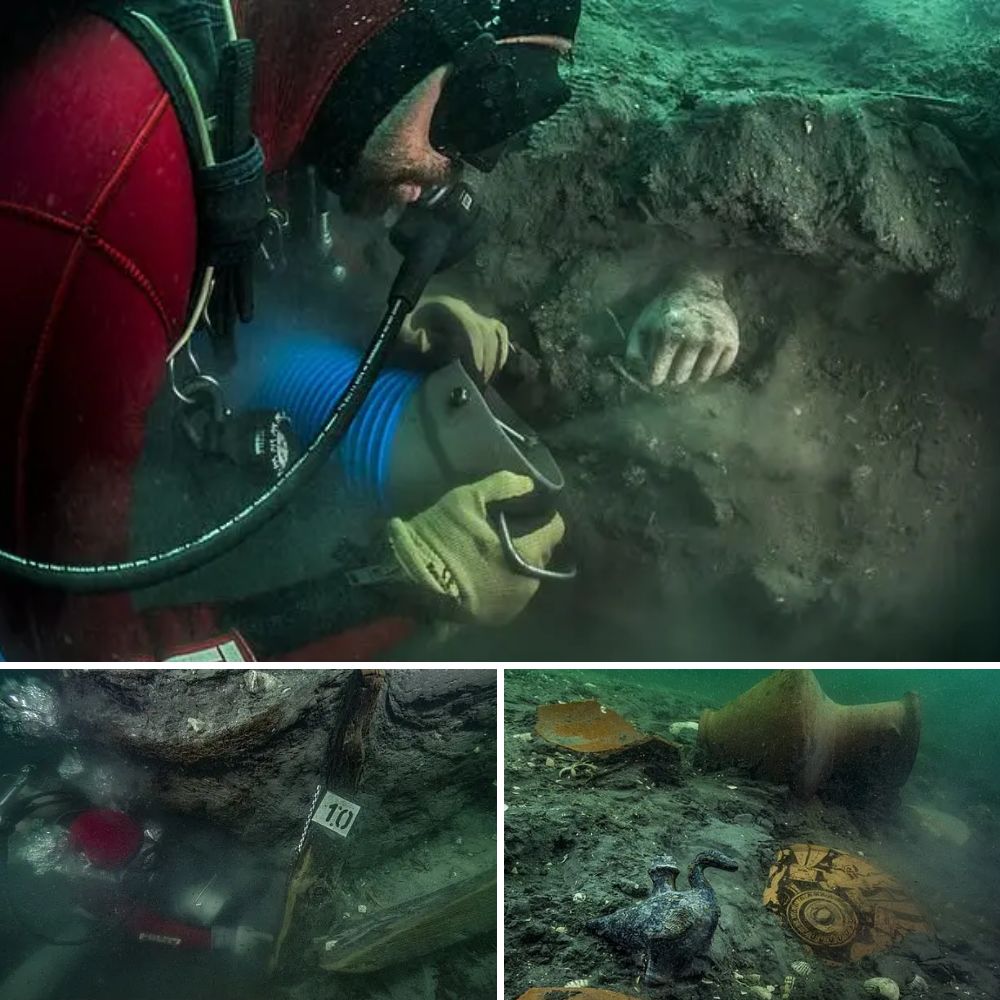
[668, 720, 700, 743]
[874, 953, 920, 986]
[863, 977, 900, 1000]
[900, 934, 943, 965]
[587, 851, 739, 983]
[44, 670, 496, 861]
[0, 677, 60, 740]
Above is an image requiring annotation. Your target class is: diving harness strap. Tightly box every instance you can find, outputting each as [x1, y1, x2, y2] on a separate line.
[88, 0, 269, 371]
[88, 0, 292, 481]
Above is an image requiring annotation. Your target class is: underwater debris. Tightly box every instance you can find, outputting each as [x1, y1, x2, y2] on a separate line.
[764, 844, 931, 962]
[516, 991, 633, 1000]
[317, 868, 495, 973]
[905, 803, 971, 846]
[243, 669, 277, 694]
[607, 355, 658, 396]
[0, 677, 59, 739]
[535, 700, 646, 752]
[790, 961, 812, 977]
[558, 762, 598, 781]
[908, 974, 929, 993]
[588, 851, 739, 983]
[863, 977, 901, 1000]
[534, 700, 681, 781]
[878, 91, 966, 109]
[698, 669, 921, 800]
[668, 720, 699, 737]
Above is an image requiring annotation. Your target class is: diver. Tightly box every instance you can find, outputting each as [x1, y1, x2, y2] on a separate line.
[0, 764, 280, 1000]
[0, 0, 582, 660]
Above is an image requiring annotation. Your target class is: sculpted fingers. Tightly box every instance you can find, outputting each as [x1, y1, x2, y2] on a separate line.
[669, 343, 702, 385]
[693, 344, 725, 383]
[715, 345, 738, 377]
[648, 341, 680, 387]
[625, 275, 741, 388]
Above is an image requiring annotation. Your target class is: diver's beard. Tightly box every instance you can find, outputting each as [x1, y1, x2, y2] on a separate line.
[339, 156, 458, 218]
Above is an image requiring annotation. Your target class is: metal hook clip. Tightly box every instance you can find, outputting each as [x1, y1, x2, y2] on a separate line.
[260, 205, 290, 274]
[498, 511, 577, 582]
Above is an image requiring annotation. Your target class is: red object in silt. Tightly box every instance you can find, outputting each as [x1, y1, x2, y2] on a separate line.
[68, 809, 144, 870]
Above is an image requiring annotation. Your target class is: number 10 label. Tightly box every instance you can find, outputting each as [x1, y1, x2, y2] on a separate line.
[311, 791, 361, 838]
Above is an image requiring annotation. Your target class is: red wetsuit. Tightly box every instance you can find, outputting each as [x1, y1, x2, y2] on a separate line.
[0, 0, 402, 659]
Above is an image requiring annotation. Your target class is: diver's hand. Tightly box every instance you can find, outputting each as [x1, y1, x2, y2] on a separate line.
[400, 295, 511, 383]
[211, 925, 274, 957]
[625, 272, 739, 386]
[387, 471, 565, 626]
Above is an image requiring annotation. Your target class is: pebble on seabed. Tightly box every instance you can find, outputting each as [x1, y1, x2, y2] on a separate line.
[863, 977, 900, 1000]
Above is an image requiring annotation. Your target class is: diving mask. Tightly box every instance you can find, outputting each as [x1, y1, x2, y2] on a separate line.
[429, 36, 572, 172]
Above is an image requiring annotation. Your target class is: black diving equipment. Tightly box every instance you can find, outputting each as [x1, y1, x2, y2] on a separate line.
[175, 372, 299, 484]
[0, 183, 484, 592]
[87, 0, 270, 375]
[429, 37, 572, 172]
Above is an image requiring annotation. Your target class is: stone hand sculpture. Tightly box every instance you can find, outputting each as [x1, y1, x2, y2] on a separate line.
[625, 269, 739, 387]
[588, 851, 739, 983]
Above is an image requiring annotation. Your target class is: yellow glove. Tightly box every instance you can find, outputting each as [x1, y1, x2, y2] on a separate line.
[387, 471, 565, 626]
[400, 295, 511, 383]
